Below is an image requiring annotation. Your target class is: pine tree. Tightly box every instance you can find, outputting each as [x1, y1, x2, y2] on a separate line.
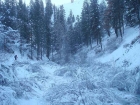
[2, 0, 17, 29]
[0, 0, 4, 16]
[45, 0, 53, 59]
[52, 6, 60, 54]
[75, 15, 83, 46]
[59, 5, 67, 62]
[81, 0, 90, 47]
[125, 0, 140, 26]
[39, 0, 45, 60]
[71, 15, 83, 53]
[90, 0, 102, 48]
[30, 0, 44, 60]
[51, 5, 57, 57]
[17, 0, 30, 56]
[66, 10, 74, 59]
[106, 0, 124, 37]
[28, 0, 35, 59]
[99, 1, 106, 36]
[104, 6, 111, 36]
[18, 2, 30, 41]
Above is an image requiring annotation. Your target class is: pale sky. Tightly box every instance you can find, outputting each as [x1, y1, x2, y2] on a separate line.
[23, 0, 71, 6]
[51, 0, 70, 5]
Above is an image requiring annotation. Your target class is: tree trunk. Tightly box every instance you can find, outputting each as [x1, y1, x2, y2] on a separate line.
[107, 29, 110, 36]
[30, 35, 33, 59]
[115, 28, 118, 37]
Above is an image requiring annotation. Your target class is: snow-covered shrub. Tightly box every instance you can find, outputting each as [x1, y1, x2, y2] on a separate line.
[45, 84, 79, 105]
[106, 37, 121, 53]
[54, 67, 77, 78]
[0, 64, 15, 86]
[94, 45, 102, 54]
[123, 44, 130, 48]
[0, 86, 16, 105]
[122, 60, 131, 69]
[45, 82, 121, 105]
[11, 80, 35, 99]
[27, 64, 42, 73]
[72, 68, 97, 90]
[111, 66, 140, 94]
[75, 50, 87, 65]
[133, 66, 140, 95]
[131, 66, 140, 75]
[135, 78, 140, 95]
[131, 35, 140, 45]
[111, 71, 135, 92]
[13, 86, 24, 98]
[64, 70, 76, 77]
[111, 72, 128, 91]
[54, 68, 68, 76]
[135, 77, 140, 95]
[78, 80, 96, 90]
[0, 74, 7, 86]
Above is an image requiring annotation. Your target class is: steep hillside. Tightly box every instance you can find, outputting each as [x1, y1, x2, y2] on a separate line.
[86, 26, 140, 70]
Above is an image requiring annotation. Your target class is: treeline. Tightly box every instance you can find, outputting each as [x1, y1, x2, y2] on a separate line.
[0, 0, 140, 62]
[81, 0, 140, 48]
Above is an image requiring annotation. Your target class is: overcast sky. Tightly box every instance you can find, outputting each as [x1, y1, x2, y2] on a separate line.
[23, 0, 71, 5]
[23, 0, 102, 6]
[51, 0, 70, 5]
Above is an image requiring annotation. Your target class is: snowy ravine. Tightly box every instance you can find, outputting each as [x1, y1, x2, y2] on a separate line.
[0, 59, 139, 105]
[0, 22, 140, 105]
[1, 55, 140, 105]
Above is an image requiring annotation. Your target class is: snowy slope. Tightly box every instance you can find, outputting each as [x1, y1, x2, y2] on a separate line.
[86, 26, 140, 70]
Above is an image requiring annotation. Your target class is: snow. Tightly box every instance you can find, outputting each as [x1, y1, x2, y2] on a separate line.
[1, 6, 140, 105]
[96, 26, 140, 70]
[18, 98, 41, 105]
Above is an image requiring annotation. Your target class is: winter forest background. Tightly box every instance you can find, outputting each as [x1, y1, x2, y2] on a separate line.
[0, 0, 140, 105]
[0, 0, 139, 62]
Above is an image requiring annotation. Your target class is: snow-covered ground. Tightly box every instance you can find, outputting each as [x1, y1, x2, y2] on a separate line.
[87, 26, 140, 70]
[0, 0, 140, 103]
[0, 20, 140, 105]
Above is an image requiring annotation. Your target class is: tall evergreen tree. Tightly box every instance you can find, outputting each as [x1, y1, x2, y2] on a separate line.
[0, 0, 4, 16]
[17, 1, 30, 55]
[17, 1, 30, 41]
[104, 6, 111, 36]
[51, 5, 58, 56]
[59, 5, 67, 61]
[66, 10, 74, 60]
[29, 0, 35, 59]
[74, 15, 83, 46]
[90, 0, 102, 48]
[106, 0, 124, 37]
[2, 0, 17, 29]
[39, 0, 45, 60]
[125, 0, 140, 26]
[99, 1, 106, 36]
[81, 0, 90, 47]
[30, 0, 44, 60]
[45, 0, 53, 59]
